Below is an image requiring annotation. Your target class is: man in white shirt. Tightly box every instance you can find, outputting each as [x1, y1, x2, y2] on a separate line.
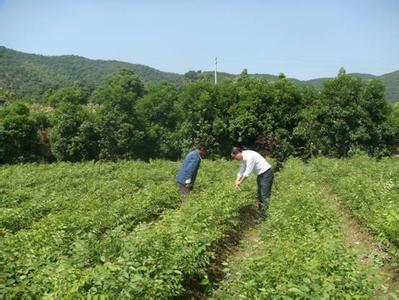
[231, 147, 273, 220]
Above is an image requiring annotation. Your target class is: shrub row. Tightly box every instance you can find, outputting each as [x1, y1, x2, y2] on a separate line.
[310, 156, 399, 247]
[27, 160, 255, 298]
[0, 160, 180, 297]
[215, 158, 377, 298]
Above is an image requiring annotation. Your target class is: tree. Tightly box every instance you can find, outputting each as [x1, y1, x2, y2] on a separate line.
[178, 80, 234, 157]
[390, 102, 399, 129]
[136, 82, 182, 159]
[263, 76, 306, 160]
[228, 74, 269, 147]
[309, 70, 396, 157]
[0, 103, 41, 163]
[388, 102, 399, 153]
[90, 69, 144, 104]
[229, 73, 307, 160]
[50, 103, 99, 161]
[46, 86, 90, 107]
[292, 87, 322, 159]
[94, 70, 148, 160]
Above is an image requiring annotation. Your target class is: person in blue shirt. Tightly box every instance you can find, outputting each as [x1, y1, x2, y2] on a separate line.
[176, 143, 206, 204]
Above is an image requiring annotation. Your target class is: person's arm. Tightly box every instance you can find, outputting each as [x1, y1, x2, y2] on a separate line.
[235, 156, 255, 188]
[235, 174, 247, 188]
[235, 161, 246, 188]
[191, 159, 201, 185]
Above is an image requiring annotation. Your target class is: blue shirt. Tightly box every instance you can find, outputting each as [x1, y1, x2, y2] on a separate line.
[176, 150, 202, 185]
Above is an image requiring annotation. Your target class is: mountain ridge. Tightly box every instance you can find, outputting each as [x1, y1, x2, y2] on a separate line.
[1, 46, 398, 103]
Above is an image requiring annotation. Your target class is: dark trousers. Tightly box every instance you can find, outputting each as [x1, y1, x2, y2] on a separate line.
[177, 182, 191, 204]
[257, 168, 273, 219]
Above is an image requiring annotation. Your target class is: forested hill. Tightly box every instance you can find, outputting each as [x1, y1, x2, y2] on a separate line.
[1, 46, 398, 103]
[0, 46, 182, 99]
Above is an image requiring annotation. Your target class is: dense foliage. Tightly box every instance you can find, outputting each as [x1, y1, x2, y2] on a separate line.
[0, 102, 50, 163]
[1, 157, 397, 298]
[310, 156, 399, 248]
[1, 46, 399, 163]
[0, 159, 255, 298]
[216, 159, 375, 298]
[1, 66, 398, 164]
[0, 160, 180, 297]
[299, 69, 397, 157]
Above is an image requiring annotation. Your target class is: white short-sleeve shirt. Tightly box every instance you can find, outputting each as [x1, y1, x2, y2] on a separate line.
[237, 150, 271, 178]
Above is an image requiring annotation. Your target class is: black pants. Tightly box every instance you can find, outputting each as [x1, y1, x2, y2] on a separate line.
[257, 168, 273, 219]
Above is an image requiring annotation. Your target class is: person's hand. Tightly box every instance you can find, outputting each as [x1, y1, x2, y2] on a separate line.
[234, 180, 241, 190]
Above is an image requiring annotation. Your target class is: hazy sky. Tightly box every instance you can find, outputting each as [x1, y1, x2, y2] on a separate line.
[0, 0, 398, 79]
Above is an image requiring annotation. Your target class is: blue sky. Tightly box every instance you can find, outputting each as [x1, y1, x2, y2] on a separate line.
[0, 0, 398, 79]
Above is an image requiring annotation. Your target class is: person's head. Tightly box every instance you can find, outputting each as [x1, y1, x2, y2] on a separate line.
[231, 146, 244, 160]
[196, 143, 206, 157]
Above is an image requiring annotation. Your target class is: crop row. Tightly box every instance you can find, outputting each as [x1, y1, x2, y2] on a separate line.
[1, 160, 181, 297]
[215, 158, 377, 298]
[6, 161, 255, 298]
[1, 159, 257, 298]
[310, 156, 399, 247]
[0, 160, 177, 233]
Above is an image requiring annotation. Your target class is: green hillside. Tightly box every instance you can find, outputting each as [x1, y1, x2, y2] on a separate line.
[1, 46, 398, 102]
[0, 46, 182, 100]
[380, 70, 399, 104]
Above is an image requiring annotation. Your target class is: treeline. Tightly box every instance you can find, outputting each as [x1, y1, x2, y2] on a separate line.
[0, 68, 398, 164]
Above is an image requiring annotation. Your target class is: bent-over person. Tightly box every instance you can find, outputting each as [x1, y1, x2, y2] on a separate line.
[176, 143, 206, 204]
[231, 147, 273, 220]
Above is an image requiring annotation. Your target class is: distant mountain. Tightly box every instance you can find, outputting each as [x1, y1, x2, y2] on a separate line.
[0, 46, 182, 99]
[0, 46, 398, 103]
[379, 70, 399, 104]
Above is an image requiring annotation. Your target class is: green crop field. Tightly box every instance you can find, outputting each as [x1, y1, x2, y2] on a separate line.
[1, 2, 398, 299]
[1, 157, 398, 298]
[214, 157, 399, 299]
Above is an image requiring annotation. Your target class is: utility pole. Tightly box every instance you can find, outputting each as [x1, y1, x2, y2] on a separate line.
[214, 56, 218, 85]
